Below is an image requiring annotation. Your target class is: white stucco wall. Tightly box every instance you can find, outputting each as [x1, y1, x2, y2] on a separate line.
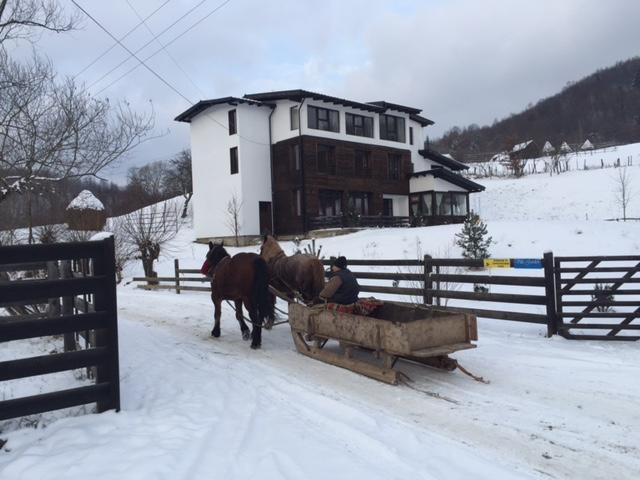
[383, 194, 409, 216]
[409, 175, 468, 193]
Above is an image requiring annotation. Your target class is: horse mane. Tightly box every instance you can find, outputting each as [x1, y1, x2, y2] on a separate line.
[261, 235, 284, 263]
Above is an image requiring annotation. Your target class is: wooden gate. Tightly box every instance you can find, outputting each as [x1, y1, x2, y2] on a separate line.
[554, 255, 640, 340]
[0, 237, 120, 421]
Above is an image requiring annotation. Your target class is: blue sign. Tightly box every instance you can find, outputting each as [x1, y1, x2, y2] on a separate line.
[513, 258, 543, 269]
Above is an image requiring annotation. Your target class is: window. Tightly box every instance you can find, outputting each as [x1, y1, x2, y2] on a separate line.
[354, 150, 371, 177]
[228, 109, 236, 135]
[317, 144, 336, 175]
[318, 189, 343, 216]
[348, 192, 371, 215]
[346, 113, 374, 138]
[410, 194, 420, 216]
[229, 147, 238, 174]
[380, 114, 406, 142]
[294, 189, 302, 216]
[410, 192, 433, 216]
[451, 192, 468, 216]
[409, 126, 414, 145]
[383, 198, 393, 217]
[308, 105, 339, 132]
[290, 144, 301, 171]
[388, 154, 401, 180]
[290, 106, 299, 130]
[435, 192, 453, 216]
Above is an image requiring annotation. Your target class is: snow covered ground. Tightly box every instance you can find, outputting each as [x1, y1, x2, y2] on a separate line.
[2, 154, 640, 479]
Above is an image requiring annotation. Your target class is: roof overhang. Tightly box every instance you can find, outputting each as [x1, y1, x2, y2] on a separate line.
[175, 97, 273, 123]
[244, 89, 383, 113]
[411, 168, 485, 192]
[419, 149, 469, 171]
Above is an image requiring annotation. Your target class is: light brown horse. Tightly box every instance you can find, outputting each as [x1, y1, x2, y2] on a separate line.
[260, 235, 325, 304]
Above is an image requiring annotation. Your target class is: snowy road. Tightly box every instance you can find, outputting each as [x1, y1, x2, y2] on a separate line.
[2, 286, 638, 479]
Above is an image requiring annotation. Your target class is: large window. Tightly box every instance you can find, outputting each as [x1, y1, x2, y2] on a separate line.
[410, 192, 433, 216]
[346, 113, 373, 138]
[228, 109, 237, 135]
[290, 106, 299, 130]
[317, 144, 336, 175]
[435, 192, 452, 216]
[290, 144, 301, 171]
[229, 147, 238, 174]
[318, 189, 342, 217]
[354, 150, 371, 177]
[348, 192, 371, 215]
[380, 114, 406, 142]
[451, 192, 468, 216]
[388, 154, 401, 180]
[308, 105, 339, 132]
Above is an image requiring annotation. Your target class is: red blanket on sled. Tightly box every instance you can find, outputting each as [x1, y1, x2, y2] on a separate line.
[326, 298, 383, 316]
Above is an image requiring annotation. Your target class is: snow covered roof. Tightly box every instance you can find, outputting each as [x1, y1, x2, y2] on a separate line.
[542, 141, 555, 153]
[511, 140, 534, 153]
[559, 141, 573, 153]
[67, 190, 105, 211]
[581, 139, 594, 150]
[491, 152, 510, 162]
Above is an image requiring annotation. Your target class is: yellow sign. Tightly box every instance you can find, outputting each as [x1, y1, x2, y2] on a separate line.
[483, 258, 511, 268]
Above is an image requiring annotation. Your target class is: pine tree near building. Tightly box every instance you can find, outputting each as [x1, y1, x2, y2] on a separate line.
[455, 212, 493, 260]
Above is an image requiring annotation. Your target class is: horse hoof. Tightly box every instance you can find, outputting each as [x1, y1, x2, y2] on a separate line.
[250, 343, 261, 350]
[242, 331, 251, 341]
[211, 328, 220, 338]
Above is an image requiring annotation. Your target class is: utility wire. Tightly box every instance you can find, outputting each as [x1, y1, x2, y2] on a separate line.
[86, 0, 211, 90]
[124, 0, 206, 98]
[73, 1, 269, 146]
[95, 0, 231, 96]
[73, 0, 172, 79]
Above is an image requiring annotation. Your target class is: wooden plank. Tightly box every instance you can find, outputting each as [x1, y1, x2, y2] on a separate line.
[560, 277, 640, 284]
[0, 241, 103, 265]
[426, 258, 484, 267]
[0, 312, 109, 341]
[561, 323, 640, 330]
[174, 259, 181, 294]
[559, 266, 640, 273]
[543, 251, 557, 337]
[424, 289, 546, 305]
[423, 254, 432, 305]
[561, 289, 640, 295]
[0, 383, 111, 421]
[1, 276, 105, 304]
[563, 333, 640, 341]
[0, 262, 47, 273]
[556, 255, 640, 262]
[434, 306, 547, 324]
[0, 348, 109, 381]
[430, 273, 546, 287]
[350, 272, 423, 281]
[137, 284, 211, 292]
[608, 306, 640, 337]
[358, 285, 423, 296]
[179, 269, 202, 274]
[320, 259, 422, 266]
[560, 312, 640, 318]
[562, 300, 640, 306]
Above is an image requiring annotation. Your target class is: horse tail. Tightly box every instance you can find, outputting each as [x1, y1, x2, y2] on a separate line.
[253, 257, 275, 326]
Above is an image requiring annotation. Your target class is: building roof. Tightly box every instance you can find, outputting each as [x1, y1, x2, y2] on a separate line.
[542, 141, 555, 153]
[581, 139, 594, 150]
[418, 148, 469, 171]
[366, 101, 422, 115]
[67, 190, 105, 211]
[512, 140, 534, 153]
[244, 89, 383, 113]
[411, 168, 485, 192]
[410, 113, 435, 126]
[175, 96, 272, 123]
[559, 141, 572, 152]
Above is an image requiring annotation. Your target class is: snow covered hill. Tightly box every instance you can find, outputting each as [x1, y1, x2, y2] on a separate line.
[2, 157, 640, 480]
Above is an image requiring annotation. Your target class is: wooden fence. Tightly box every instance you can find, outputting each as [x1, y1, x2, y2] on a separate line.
[133, 253, 639, 341]
[0, 237, 120, 421]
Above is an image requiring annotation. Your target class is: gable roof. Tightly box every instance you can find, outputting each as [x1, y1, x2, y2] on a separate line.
[175, 96, 272, 123]
[512, 140, 534, 153]
[542, 141, 555, 153]
[418, 148, 469, 171]
[411, 168, 485, 192]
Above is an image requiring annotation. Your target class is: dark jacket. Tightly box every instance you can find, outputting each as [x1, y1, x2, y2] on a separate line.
[321, 268, 360, 305]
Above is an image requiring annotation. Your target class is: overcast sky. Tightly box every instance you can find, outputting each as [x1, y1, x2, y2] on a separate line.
[17, 0, 640, 183]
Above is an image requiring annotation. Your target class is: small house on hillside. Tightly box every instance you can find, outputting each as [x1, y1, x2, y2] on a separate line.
[510, 140, 539, 160]
[581, 139, 594, 150]
[66, 190, 106, 231]
[559, 141, 573, 154]
[542, 141, 556, 155]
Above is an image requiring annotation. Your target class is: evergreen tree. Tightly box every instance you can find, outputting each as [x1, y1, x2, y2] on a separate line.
[455, 212, 493, 260]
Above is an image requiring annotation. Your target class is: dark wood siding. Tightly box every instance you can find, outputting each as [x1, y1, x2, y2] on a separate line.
[272, 135, 411, 235]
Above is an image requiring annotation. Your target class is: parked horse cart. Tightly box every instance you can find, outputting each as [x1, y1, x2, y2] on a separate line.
[288, 302, 478, 385]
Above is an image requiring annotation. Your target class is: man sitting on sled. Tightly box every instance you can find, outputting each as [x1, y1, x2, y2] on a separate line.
[319, 256, 360, 309]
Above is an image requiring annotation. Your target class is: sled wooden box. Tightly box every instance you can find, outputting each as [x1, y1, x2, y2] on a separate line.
[288, 302, 478, 384]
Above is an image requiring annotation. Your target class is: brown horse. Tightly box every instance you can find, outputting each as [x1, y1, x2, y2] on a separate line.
[260, 235, 325, 303]
[200, 242, 275, 349]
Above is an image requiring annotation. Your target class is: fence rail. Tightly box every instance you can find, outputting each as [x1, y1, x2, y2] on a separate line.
[132, 253, 639, 341]
[0, 238, 120, 421]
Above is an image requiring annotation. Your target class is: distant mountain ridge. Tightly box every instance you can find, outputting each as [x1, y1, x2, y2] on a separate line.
[433, 57, 640, 162]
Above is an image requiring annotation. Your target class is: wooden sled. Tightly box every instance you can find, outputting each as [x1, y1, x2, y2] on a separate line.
[288, 302, 477, 385]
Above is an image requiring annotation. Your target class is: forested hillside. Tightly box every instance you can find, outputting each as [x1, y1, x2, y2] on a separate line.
[434, 57, 640, 162]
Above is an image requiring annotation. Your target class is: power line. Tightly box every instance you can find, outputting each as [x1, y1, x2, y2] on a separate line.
[73, 0, 173, 79]
[73, 1, 270, 147]
[94, 0, 231, 96]
[86, 0, 211, 91]
[124, 0, 206, 98]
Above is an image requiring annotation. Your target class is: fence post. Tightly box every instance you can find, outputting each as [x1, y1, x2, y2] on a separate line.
[93, 236, 121, 413]
[543, 251, 557, 337]
[174, 258, 181, 294]
[435, 265, 441, 307]
[59, 260, 76, 352]
[423, 255, 432, 305]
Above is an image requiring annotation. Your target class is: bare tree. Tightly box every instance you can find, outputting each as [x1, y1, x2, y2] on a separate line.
[507, 155, 527, 177]
[0, 0, 79, 48]
[164, 149, 192, 218]
[127, 160, 169, 205]
[614, 167, 633, 221]
[0, 54, 155, 242]
[225, 194, 242, 247]
[114, 202, 179, 284]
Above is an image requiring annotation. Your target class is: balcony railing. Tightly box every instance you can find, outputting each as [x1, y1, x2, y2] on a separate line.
[308, 215, 410, 231]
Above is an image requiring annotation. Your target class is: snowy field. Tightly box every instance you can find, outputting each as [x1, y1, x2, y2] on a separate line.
[2, 152, 640, 479]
